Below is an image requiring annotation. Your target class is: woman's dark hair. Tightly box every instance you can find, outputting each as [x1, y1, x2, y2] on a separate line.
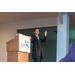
[33, 28, 39, 32]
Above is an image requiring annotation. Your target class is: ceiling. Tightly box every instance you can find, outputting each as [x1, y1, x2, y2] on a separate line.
[68, 12, 75, 16]
[0, 12, 75, 29]
[0, 12, 58, 24]
[68, 12, 75, 29]
[0, 12, 75, 26]
[0, 12, 75, 39]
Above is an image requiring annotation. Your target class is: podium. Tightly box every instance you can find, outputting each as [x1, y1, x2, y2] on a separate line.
[6, 33, 30, 62]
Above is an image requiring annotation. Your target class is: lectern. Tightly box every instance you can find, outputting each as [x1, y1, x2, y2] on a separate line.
[6, 33, 30, 62]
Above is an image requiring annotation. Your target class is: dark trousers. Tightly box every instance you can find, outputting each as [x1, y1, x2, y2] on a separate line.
[34, 52, 42, 62]
[34, 57, 42, 62]
[34, 51, 42, 62]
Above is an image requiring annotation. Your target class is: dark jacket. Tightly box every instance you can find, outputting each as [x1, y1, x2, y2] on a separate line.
[31, 34, 47, 59]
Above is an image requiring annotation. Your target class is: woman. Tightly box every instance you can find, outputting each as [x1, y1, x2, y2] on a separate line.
[29, 28, 47, 62]
[59, 43, 75, 62]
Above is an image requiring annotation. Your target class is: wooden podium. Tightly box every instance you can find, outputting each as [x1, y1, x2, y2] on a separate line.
[6, 33, 30, 62]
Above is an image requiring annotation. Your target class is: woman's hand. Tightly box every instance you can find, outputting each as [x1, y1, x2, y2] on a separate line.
[28, 36, 31, 39]
[44, 30, 47, 37]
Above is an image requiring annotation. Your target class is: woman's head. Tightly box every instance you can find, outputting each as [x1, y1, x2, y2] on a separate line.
[33, 28, 39, 35]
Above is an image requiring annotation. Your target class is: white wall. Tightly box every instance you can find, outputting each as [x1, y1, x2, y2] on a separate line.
[0, 17, 57, 62]
[58, 12, 63, 24]
[56, 15, 69, 62]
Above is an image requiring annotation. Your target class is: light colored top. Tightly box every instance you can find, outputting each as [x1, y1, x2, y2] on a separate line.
[35, 35, 39, 40]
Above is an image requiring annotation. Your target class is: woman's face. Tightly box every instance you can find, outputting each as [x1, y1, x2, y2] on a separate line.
[34, 29, 39, 35]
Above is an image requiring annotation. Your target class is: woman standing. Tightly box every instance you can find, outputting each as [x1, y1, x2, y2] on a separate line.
[29, 28, 47, 62]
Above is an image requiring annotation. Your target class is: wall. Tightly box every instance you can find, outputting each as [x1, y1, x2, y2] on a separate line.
[42, 40, 56, 62]
[69, 39, 75, 44]
[0, 17, 57, 62]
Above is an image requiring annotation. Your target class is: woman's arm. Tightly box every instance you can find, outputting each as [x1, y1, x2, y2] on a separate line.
[40, 30, 47, 42]
[40, 36, 47, 42]
[28, 36, 31, 39]
[28, 35, 33, 42]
